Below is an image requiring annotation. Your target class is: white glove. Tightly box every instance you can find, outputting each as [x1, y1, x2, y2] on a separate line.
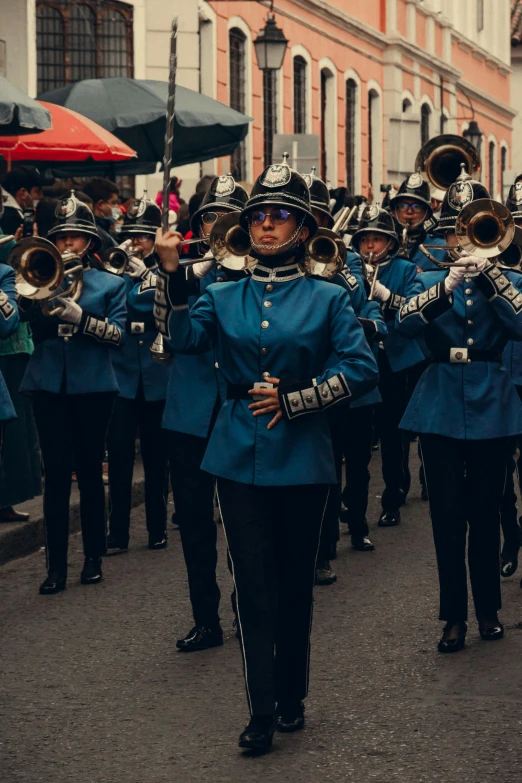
[192, 256, 215, 279]
[56, 296, 83, 324]
[456, 254, 488, 277]
[371, 281, 391, 303]
[117, 239, 133, 253]
[444, 266, 468, 294]
[127, 255, 149, 279]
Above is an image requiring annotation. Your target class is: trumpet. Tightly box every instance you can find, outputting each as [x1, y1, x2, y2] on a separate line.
[301, 205, 358, 279]
[103, 246, 130, 275]
[6, 237, 83, 316]
[396, 226, 409, 259]
[419, 198, 516, 268]
[180, 212, 256, 272]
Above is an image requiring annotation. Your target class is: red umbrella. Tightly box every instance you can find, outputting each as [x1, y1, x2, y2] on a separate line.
[0, 101, 136, 165]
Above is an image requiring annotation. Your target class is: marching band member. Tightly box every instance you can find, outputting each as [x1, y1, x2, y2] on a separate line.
[0, 261, 19, 426]
[389, 174, 446, 271]
[106, 197, 171, 553]
[154, 162, 378, 752]
[396, 172, 522, 652]
[351, 206, 421, 527]
[165, 174, 249, 653]
[20, 195, 126, 594]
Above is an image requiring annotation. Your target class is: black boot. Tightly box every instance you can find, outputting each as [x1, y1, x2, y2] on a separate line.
[238, 715, 275, 752]
[478, 616, 504, 641]
[351, 535, 375, 552]
[176, 625, 223, 652]
[315, 559, 337, 585]
[148, 532, 167, 550]
[80, 557, 103, 585]
[378, 509, 400, 527]
[275, 701, 305, 732]
[437, 621, 467, 653]
[501, 543, 519, 578]
[39, 571, 67, 595]
[106, 534, 128, 556]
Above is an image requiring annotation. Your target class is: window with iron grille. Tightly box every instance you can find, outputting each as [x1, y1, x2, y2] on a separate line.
[368, 90, 376, 188]
[293, 56, 307, 134]
[263, 70, 277, 167]
[320, 70, 327, 181]
[489, 141, 496, 195]
[36, 0, 133, 95]
[501, 146, 507, 198]
[229, 28, 247, 182]
[421, 103, 431, 146]
[345, 79, 357, 194]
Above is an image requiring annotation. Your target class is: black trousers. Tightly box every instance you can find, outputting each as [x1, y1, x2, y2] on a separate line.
[420, 434, 509, 621]
[33, 391, 115, 574]
[168, 430, 220, 628]
[500, 442, 521, 555]
[376, 351, 411, 510]
[318, 405, 374, 558]
[107, 391, 168, 544]
[217, 478, 329, 716]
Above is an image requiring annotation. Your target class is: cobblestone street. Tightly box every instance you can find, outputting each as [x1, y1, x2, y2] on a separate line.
[2, 453, 522, 782]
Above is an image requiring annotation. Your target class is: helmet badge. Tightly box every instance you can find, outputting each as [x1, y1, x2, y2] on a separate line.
[515, 181, 522, 206]
[447, 180, 473, 211]
[214, 175, 235, 197]
[364, 205, 380, 221]
[407, 172, 423, 189]
[261, 164, 291, 188]
[58, 197, 77, 218]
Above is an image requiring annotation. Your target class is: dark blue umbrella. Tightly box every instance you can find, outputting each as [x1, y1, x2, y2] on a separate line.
[0, 76, 52, 135]
[39, 78, 252, 167]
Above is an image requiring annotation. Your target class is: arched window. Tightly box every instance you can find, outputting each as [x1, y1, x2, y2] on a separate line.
[37, 6, 66, 94]
[489, 140, 496, 195]
[368, 89, 378, 190]
[345, 79, 357, 194]
[229, 28, 247, 181]
[36, 1, 133, 92]
[293, 56, 307, 134]
[402, 98, 412, 115]
[263, 70, 278, 166]
[320, 67, 336, 182]
[421, 103, 431, 146]
[501, 145, 508, 199]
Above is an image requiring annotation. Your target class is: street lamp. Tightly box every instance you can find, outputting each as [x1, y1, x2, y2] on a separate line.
[253, 9, 288, 167]
[463, 120, 483, 152]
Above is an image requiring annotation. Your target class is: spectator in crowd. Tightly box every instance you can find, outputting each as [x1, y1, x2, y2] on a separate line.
[155, 175, 182, 215]
[0, 166, 54, 236]
[82, 177, 119, 252]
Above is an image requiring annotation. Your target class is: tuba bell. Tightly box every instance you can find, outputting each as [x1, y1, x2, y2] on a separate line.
[7, 237, 84, 314]
[415, 134, 481, 192]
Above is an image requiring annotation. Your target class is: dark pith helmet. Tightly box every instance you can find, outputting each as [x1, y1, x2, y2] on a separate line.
[48, 191, 100, 251]
[122, 195, 161, 236]
[389, 172, 433, 215]
[350, 205, 399, 255]
[190, 174, 249, 235]
[438, 165, 490, 234]
[239, 160, 317, 236]
[505, 180, 522, 221]
[301, 168, 334, 228]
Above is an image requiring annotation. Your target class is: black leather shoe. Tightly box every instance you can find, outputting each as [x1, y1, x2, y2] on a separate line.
[106, 534, 128, 556]
[239, 715, 275, 752]
[378, 509, 400, 527]
[80, 557, 103, 585]
[478, 618, 504, 641]
[315, 559, 337, 585]
[176, 625, 223, 652]
[275, 701, 305, 733]
[437, 621, 467, 653]
[351, 535, 375, 552]
[501, 545, 519, 578]
[39, 571, 66, 595]
[148, 533, 167, 550]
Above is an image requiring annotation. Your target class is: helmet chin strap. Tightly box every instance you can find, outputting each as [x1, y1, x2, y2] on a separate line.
[395, 213, 425, 235]
[360, 240, 392, 264]
[249, 216, 305, 256]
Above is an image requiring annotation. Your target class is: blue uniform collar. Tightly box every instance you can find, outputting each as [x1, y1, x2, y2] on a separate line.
[251, 262, 304, 283]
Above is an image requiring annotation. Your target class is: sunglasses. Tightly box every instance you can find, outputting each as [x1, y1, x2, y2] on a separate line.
[201, 211, 223, 225]
[250, 208, 292, 226]
[395, 201, 426, 214]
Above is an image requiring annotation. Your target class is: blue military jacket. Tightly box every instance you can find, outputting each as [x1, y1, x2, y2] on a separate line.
[396, 264, 522, 439]
[21, 265, 127, 395]
[352, 299, 386, 409]
[0, 265, 19, 420]
[111, 269, 171, 401]
[162, 263, 238, 438]
[155, 261, 379, 486]
[376, 256, 427, 371]
[409, 234, 447, 272]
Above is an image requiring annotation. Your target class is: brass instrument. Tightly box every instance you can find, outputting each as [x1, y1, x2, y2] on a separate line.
[0, 235, 16, 247]
[102, 246, 130, 275]
[7, 237, 83, 315]
[396, 226, 409, 259]
[302, 205, 357, 279]
[180, 212, 255, 272]
[419, 198, 515, 268]
[415, 134, 481, 191]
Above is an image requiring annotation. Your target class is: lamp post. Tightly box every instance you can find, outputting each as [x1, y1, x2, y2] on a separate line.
[463, 119, 483, 154]
[253, 9, 288, 167]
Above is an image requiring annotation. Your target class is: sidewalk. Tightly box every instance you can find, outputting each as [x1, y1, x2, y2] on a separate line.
[0, 458, 146, 566]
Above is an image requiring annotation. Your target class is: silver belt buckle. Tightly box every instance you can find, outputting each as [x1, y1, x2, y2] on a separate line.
[131, 322, 145, 334]
[450, 347, 469, 364]
[58, 324, 75, 338]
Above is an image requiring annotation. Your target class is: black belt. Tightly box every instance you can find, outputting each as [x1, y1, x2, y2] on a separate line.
[227, 384, 252, 400]
[431, 349, 501, 364]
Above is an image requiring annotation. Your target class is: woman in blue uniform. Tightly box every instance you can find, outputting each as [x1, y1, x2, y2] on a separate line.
[0, 262, 19, 425]
[351, 207, 421, 527]
[20, 194, 126, 593]
[396, 171, 522, 652]
[165, 174, 250, 653]
[106, 197, 171, 553]
[154, 163, 378, 752]
[389, 174, 446, 271]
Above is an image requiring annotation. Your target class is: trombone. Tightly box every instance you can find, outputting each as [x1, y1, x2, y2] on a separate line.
[179, 212, 256, 272]
[4, 236, 83, 316]
[419, 199, 516, 268]
[301, 205, 358, 279]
